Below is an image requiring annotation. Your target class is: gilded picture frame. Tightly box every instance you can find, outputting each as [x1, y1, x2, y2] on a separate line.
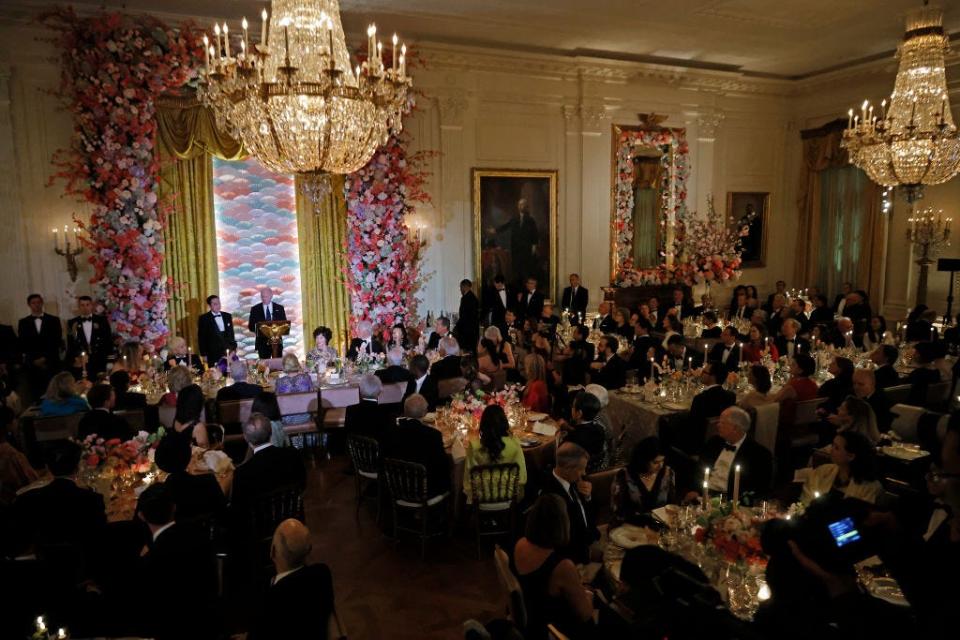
[472, 169, 558, 302]
[726, 191, 770, 268]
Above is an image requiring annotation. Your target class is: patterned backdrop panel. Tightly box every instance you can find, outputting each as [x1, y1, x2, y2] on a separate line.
[212, 157, 304, 358]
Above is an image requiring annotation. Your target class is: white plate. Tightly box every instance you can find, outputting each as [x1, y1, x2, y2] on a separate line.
[526, 412, 548, 422]
[881, 446, 929, 461]
[609, 525, 655, 549]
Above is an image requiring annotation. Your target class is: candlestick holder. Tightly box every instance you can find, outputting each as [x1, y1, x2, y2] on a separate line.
[906, 207, 952, 306]
[53, 227, 84, 282]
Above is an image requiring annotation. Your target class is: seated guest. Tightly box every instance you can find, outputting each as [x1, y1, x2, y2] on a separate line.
[539, 442, 599, 565]
[774, 318, 811, 360]
[562, 325, 595, 386]
[613, 307, 632, 339]
[669, 287, 694, 320]
[808, 293, 834, 327]
[464, 405, 527, 503]
[594, 301, 617, 334]
[251, 392, 292, 447]
[584, 384, 616, 465]
[522, 353, 551, 413]
[160, 364, 193, 407]
[863, 315, 896, 351]
[217, 359, 263, 402]
[700, 311, 722, 338]
[772, 354, 820, 426]
[164, 336, 201, 372]
[708, 326, 741, 369]
[376, 347, 413, 384]
[248, 519, 338, 640]
[386, 323, 410, 351]
[9, 440, 105, 558]
[765, 281, 787, 313]
[231, 413, 307, 516]
[827, 395, 881, 445]
[627, 318, 657, 371]
[426, 316, 452, 351]
[404, 354, 439, 409]
[78, 383, 133, 441]
[740, 323, 776, 363]
[795, 431, 882, 505]
[531, 329, 554, 363]
[460, 355, 490, 393]
[275, 353, 314, 426]
[137, 483, 217, 640]
[561, 391, 607, 472]
[738, 364, 775, 411]
[660, 314, 683, 349]
[39, 371, 89, 417]
[0, 407, 38, 505]
[306, 325, 338, 371]
[789, 297, 811, 334]
[647, 296, 662, 327]
[113, 340, 146, 377]
[431, 336, 463, 381]
[852, 368, 892, 434]
[538, 301, 561, 336]
[154, 434, 226, 521]
[817, 356, 854, 413]
[729, 289, 752, 321]
[906, 341, 941, 406]
[382, 394, 450, 498]
[682, 361, 735, 453]
[830, 317, 857, 349]
[906, 306, 937, 342]
[610, 436, 675, 528]
[347, 320, 385, 361]
[510, 494, 595, 640]
[173, 384, 210, 448]
[476, 337, 502, 376]
[871, 344, 902, 389]
[690, 407, 773, 501]
[345, 374, 390, 442]
[590, 335, 627, 389]
[766, 293, 788, 336]
[663, 334, 702, 372]
[833, 281, 854, 314]
[844, 290, 872, 333]
[109, 370, 147, 410]
[750, 308, 769, 331]
[485, 325, 517, 372]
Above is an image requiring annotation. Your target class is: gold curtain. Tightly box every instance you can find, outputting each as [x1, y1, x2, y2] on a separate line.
[295, 175, 352, 355]
[795, 119, 885, 302]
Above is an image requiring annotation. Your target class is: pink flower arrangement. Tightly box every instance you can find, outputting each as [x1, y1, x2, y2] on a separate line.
[678, 195, 750, 284]
[449, 384, 522, 421]
[77, 430, 162, 474]
[695, 502, 768, 567]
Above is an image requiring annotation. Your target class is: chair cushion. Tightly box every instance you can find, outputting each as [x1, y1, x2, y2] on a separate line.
[358, 470, 378, 480]
[396, 492, 449, 508]
[478, 501, 512, 512]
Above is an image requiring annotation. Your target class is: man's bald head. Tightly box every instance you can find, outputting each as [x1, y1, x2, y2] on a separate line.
[271, 518, 312, 573]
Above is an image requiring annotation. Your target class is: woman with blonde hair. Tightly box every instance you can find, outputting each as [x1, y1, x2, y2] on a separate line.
[522, 353, 550, 413]
[39, 371, 89, 417]
[165, 336, 201, 372]
[160, 365, 194, 407]
[275, 352, 315, 425]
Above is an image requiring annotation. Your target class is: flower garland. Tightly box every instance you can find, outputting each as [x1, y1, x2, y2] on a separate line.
[43, 9, 202, 350]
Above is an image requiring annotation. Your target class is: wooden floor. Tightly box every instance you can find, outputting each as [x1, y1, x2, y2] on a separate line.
[301, 455, 503, 640]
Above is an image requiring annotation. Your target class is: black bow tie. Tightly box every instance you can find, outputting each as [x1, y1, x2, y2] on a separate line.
[786, 338, 795, 343]
[81, 316, 93, 322]
[723, 443, 737, 452]
[212, 313, 221, 317]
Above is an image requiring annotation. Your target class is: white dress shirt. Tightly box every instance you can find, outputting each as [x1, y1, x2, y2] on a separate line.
[272, 565, 304, 586]
[82, 318, 93, 345]
[837, 298, 847, 316]
[152, 521, 175, 542]
[721, 344, 735, 364]
[253, 442, 273, 455]
[263, 303, 273, 321]
[924, 501, 950, 542]
[415, 373, 428, 393]
[34, 316, 42, 334]
[213, 313, 225, 332]
[709, 434, 747, 493]
[498, 289, 507, 308]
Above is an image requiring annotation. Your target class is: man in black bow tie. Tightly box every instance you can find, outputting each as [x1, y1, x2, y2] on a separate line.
[708, 326, 741, 369]
[66, 295, 113, 380]
[198, 295, 237, 366]
[688, 407, 773, 502]
[775, 318, 810, 359]
[347, 320, 385, 361]
[18, 293, 63, 398]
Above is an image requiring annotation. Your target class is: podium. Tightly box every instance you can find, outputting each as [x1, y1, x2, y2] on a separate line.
[257, 320, 291, 359]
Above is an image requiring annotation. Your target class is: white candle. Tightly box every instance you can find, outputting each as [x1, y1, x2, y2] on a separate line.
[400, 50, 406, 78]
[377, 41, 383, 73]
[732, 464, 741, 505]
[223, 23, 230, 58]
[53, 227, 59, 250]
[367, 24, 376, 65]
[847, 108, 853, 129]
[203, 34, 210, 70]
[392, 33, 398, 72]
[213, 23, 221, 57]
[261, 8, 268, 47]
[702, 479, 709, 510]
[241, 17, 249, 52]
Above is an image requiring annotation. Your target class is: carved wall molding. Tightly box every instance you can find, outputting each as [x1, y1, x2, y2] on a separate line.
[435, 89, 470, 126]
[696, 108, 725, 141]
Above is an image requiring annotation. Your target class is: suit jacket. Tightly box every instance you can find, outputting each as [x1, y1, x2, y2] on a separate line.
[376, 365, 413, 385]
[539, 472, 598, 565]
[518, 290, 545, 321]
[809, 306, 834, 327]
[163, 471, 227, 521]
[248, 564, 335, 640]
[347, 337, 385, 361]
[248, 302, 287, 358]
[665, 349, 704, 373]
[596, 314, 617, 334]
[430, 355, 462, 381]
[668, 302, 696, 320]
[231, 445, 306, 517]
[0, 324, 20, 366]
[864, 390, 893, 433]
[344, 399, 393, 442]
[484, 286, 512, 332]
[78, 408, 133, 441]
[561, 286, 589, 315]
[591, 354, 627, 390]
[455, 290, 481, 352]
[628, 335, 658, 369]
[844, 301, 871, 329]
[708, 342, 742, 369]
[700, 436, 773, 497]
[66, 314, 113, 372]
[563, 421, 607, 473]
[17, 313, 62, 366]
[382, 418, 450, 496]
[774, 336, 812, 360]
[10, 477, 106, 556]
[875, 365, 901, 390]
[197, 311, 237, 364]
[405, 374, 439, 410]
[700, 326, 722, 339]
[683, 385, 736, 454]
[216, 381, 263, 402]
[426, 331, 451, 352]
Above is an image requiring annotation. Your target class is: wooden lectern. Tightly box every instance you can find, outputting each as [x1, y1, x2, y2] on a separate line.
[257, 320, 291, 359]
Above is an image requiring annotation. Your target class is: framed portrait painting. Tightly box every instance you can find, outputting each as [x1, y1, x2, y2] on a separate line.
[472, 169, 558, 300]
[727, 191, 770, 268]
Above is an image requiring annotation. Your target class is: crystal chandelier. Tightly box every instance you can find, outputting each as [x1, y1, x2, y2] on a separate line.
[841, 2, 960, 204]
[198, 0, 411, 199]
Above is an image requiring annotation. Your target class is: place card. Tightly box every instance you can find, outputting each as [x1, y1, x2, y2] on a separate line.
[532, 422, 556, 437]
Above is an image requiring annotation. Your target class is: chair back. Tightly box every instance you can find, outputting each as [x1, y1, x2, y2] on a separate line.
[263, 357, 284, 371]
[889, 403, 926, 442]
[248, 484, 305, 539]
[584, 465, 622, 525]
[218, 398, 253, 427]
[318, 385, 360, 408]
[157, 405, 177, 429]
[752, 403, 780, 456]
[114, 408, 146, 432]
[383, 458, 429, 504]
[884, 384, 912, 407]
[490, 369, 508, 392]
[437, 377, 468, 400]
[493, 544, 527, 630]
[792, 397, 827, 426]
[276, 391, 319, 416]
[379, 382, 406, 405]
[32, 413, 85, 442]
[926, 380, 950, 406]
[347, 435, 380, 477]
[469, 463, 520, 507]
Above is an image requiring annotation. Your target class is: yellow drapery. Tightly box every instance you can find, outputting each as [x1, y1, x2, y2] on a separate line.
[295, 175, 352, 356]
[795, 119, 885, 303]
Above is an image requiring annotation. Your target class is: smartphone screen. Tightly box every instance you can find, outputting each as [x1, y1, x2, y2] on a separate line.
[828, 517, 861, 548]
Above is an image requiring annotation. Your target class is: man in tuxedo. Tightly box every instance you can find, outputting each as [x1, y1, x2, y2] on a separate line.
[430, 336, 463, 381]
[590, 335, 627, 390]
[539, 442, 599, 565]
[764, 281, 787, 313]
[426, 316, 452, 352]
[561, 273, 589, 319]
[830, 317, 858, 349]
[594, 301, 617, 334]
[563, 324, 596, 386]
[484, 274, 511, 333]
[809, 293, 834, 327]
[681, 361, 735, 454]
[216, 359, 263, 402]
[870, 344, 902, 389]
[766, 294, 787, 337]
[231, 413, 306, 518]
[537, 301, 560, 340]
[347, 320, 385, 361]
[730, 289, 752, 322]
[853, 368, 892, 433]
[248, 287, 287, 359]
[561, 391, 607, 472]
[775, 318, 811, 360]
[404, 355, 439, 409]
[647, 296, 661, 328]
[833, 281, 854, 314]
[18, 293, 62, 398]
[669, 287, 695, 320]
[78, 383, 133, 441]
[492, 197, 539, 289]
[382, 394, 451, 498]
[153, 435, 226, 521]
[454, 279, 480, 353]
[517, 277, 545, 321]
[844, 290, 872, 333]
[789, 298, 811, 335]
[376, 347, 413, 385]
[627, 319, 659, 379]
[197, 294, 237, 365]
[248, 519, 337, 640]
[697, 407, 773, 499]
[708, 327, 741, 369]
[664, 334, 703, 372]
[66, 295, 113, 380]
[345, 374, 392, 442]
[700, 311, 722, 339]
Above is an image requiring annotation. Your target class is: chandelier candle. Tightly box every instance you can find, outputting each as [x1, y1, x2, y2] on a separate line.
[261, 9, 268, 46]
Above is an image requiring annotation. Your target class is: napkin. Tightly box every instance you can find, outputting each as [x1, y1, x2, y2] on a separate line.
[203, 449, 234, 475]
[532, 422, 557, 437]
[451, 438, 466, 463]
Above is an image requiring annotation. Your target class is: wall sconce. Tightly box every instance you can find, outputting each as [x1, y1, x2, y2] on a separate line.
[52, 224, 84, 282]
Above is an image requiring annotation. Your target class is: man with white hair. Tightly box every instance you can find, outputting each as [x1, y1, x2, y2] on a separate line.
[347, 319, 385, 361]
[248, 519, 338, 640]
[231, 413, 306, 517]
[376, 346, 413, 385]
[216, 358, 263, 401]
[381, 394, 451, 498]
[248, 286, 287, 358]
[345, 374, 390, 441]
[693, 406, 772, 501]
[539, 441, 599, 564]
[430, 335, 462, 381]
[832, 317, 857, 349]
[775, 317, 811, 359]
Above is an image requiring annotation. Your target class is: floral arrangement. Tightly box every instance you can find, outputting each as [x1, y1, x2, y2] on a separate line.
[449, 384, 522, 421]
[695, 501, 768, 567]
[678, 194, 751, 285]
[77, 429, 164, 474]
[353, 349, 386, 374]
[43, 9, 203, 349]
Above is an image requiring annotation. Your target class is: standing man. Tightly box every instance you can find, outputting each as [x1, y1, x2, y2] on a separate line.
[198, 295, 237, 365]
[490, 197, 539, 289]
[517, 277, 544, 322]
[66, 295, 113, 380]
[484, 274, 511, 335]
[561, 273, 589, 320]
[454, 279, 480, 354]
[18, 294, 62, 399]
[248, 287, 287, 359]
